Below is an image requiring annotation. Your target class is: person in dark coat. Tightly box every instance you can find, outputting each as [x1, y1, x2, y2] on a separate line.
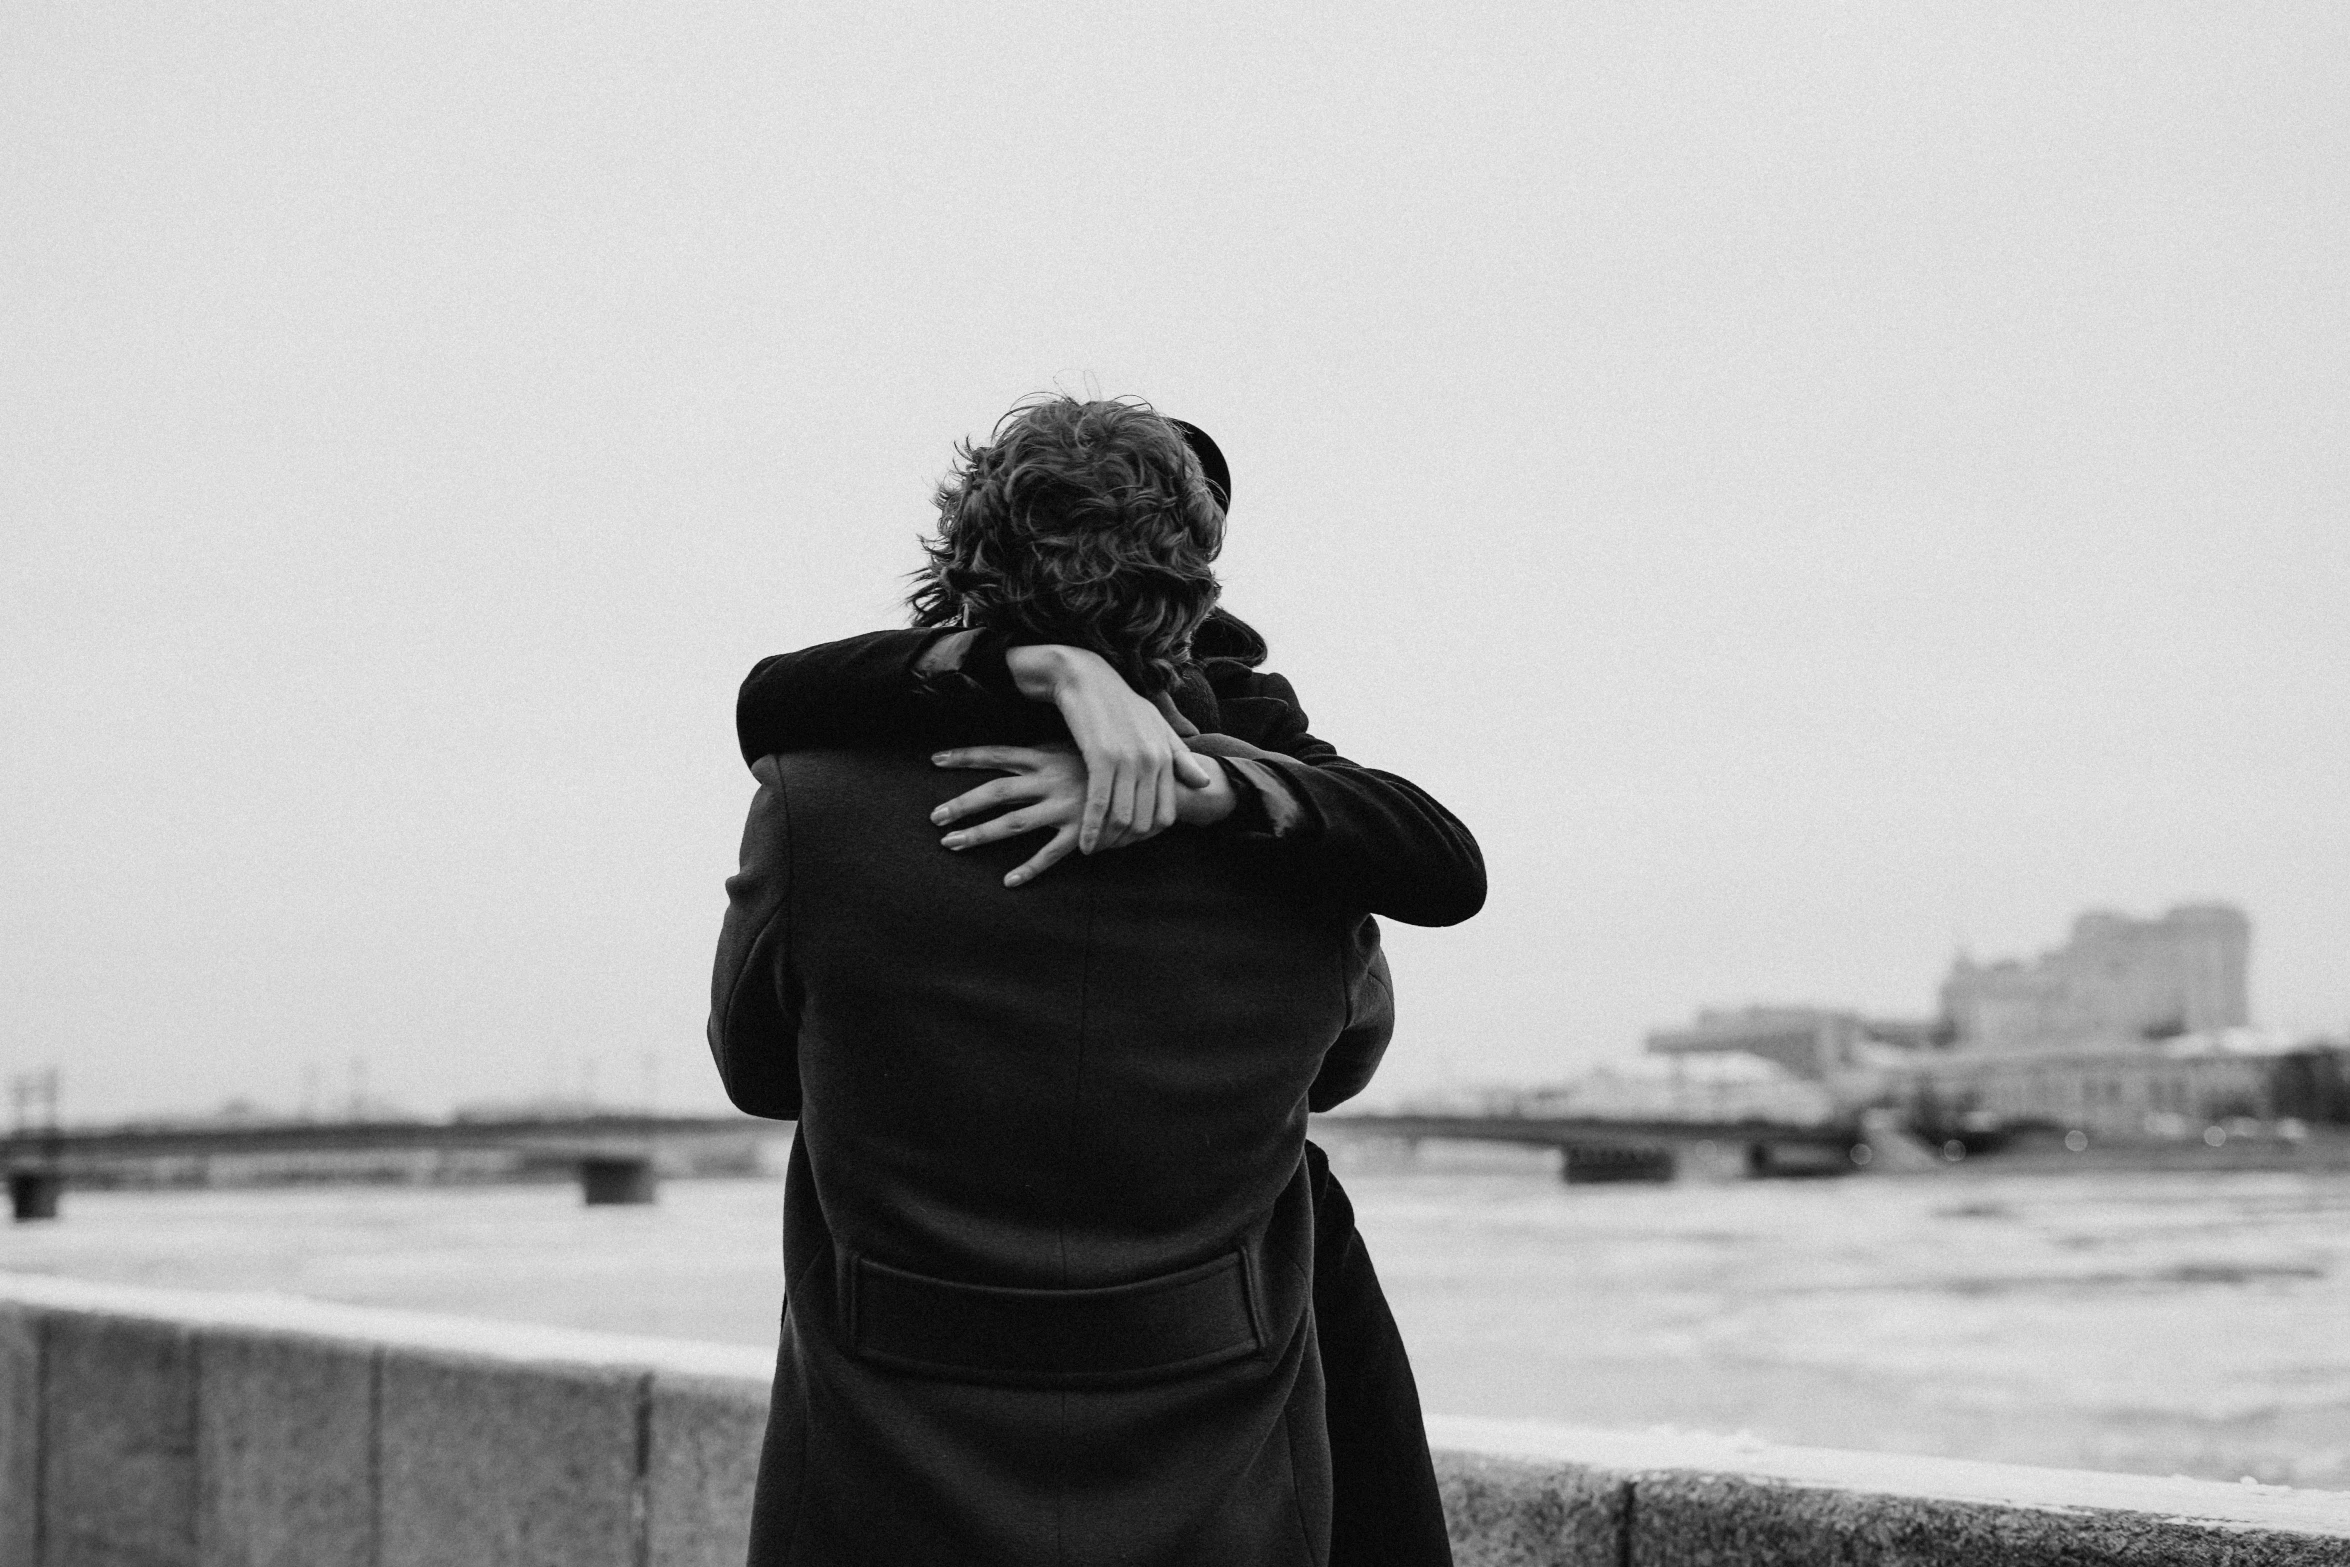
[711, 397, 1464, 1564]
[712, 743, 1389, 1564]
[722, 401, 1480, 1565]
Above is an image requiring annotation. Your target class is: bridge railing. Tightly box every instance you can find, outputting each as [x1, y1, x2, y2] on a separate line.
[0, 1115, 789, 1212]
[0, 1112, 773, 1164]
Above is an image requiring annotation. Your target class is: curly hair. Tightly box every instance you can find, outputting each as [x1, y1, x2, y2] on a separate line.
[909, 396, 1226, 694]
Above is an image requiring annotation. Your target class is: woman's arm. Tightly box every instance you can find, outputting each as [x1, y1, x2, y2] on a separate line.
[735, 628, 1052, 764]
[739, 632, 1212, 858]
[1191, 666, 1487, 929]
[736, 629, 1487, 923]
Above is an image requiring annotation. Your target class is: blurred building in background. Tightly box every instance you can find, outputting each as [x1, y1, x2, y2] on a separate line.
[1644, 1006, 1944, 1080]
[1940, 904, 2251, 1053]
[1514, 1049, 1842, 1126]
[1624, 902, 2349, 1140]
[1907, 902, 2341, 1136]
[1906, 1028, 2346, 1138]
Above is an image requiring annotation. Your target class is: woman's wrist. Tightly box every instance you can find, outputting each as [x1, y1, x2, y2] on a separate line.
[1005, 643, 1100, 704]
[1174, 757, 1239, 827]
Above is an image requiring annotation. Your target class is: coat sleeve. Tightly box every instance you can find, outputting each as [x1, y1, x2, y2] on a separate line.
[1190, 670, 1487, 929]
[1307, 918, 1394, 1112]
[708, 755, 804, 1120]
[735, 628, 1058, 766]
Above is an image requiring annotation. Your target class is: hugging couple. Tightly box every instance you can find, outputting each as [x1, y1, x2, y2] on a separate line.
[710, 395, 1484, 1566]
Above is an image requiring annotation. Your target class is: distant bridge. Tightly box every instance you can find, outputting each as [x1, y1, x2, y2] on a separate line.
[1309, 1111, 1869, 1179]
[1310, 1111, 1861, 1149]
[0, 1114, 787, 1214]
[1, 1108, 1870, 1208]
[0, 1112, 773, 1166]
[3, 1110, 1864, 1168]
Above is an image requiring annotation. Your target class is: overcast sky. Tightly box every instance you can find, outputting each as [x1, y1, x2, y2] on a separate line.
[5, 2, 2346, 1121]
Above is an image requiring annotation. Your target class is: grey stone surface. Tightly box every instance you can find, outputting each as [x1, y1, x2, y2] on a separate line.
[196, 1329, 376, 1567]
[378, 1347, 645, 1567]
[0, 1304, 40, 1567]
[1435, 1449, 1628, 1567]
[645, 1371, 768, 1567]
[1629, 1469, 2350, 1567]
[42, 1311, 198, 1567]
[9, 1275, 2345, 1567]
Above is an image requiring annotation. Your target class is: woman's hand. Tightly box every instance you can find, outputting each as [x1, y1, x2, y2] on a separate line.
[929, 744, 1091, 888]
[933, 732, 1236, 887]
[1003, 645, 1216, 852]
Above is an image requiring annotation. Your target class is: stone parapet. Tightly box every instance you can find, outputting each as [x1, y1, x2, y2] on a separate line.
[1428, 1418, 2350, 1566]
[1, 1272, 2343, 1566]
[194, 1328, 374, 1567]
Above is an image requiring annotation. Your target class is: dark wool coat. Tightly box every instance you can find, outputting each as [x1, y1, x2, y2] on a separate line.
[711, 746, 1395, 1566]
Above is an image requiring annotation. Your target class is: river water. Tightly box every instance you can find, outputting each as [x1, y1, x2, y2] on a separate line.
[8, 1149, 2345, 1488]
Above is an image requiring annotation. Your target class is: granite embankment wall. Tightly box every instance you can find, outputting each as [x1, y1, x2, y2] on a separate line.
[4, 1273, 2346, 1567]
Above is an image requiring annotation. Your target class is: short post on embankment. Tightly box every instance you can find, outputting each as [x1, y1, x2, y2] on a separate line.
[1560, 1143, 1677, 1183]
[578, 1155, 658, 1205]
[7, 1069, 65, 1223]
[6, 1170, 62, 1223]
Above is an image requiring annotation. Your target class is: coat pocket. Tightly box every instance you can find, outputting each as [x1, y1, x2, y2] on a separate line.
[838, 1247, 1267, 1388]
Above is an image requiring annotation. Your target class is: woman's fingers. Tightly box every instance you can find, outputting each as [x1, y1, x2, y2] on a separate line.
[1085, 745, 1196, 848]
[941, 807, 1045, 850]
[935, 743, 1088, 881]
[1052, 660, 1206, 849]
[1154, 762, 1179, 837]
[1106, 763, 1143, 851]
[1078, 757, 1115, 854]
[1094, 765, 1126, 850]
[931, 745, 1044, 774]
[935, 736, 1201, 852]
[1005, 824, 1081, 888]
[930, 775, 1038, 827]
